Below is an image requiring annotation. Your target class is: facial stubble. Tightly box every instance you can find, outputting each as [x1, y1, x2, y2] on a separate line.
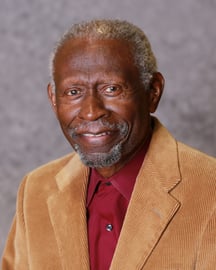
[70, 121, 129, 168]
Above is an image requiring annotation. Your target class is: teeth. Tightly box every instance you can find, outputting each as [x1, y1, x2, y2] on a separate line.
[83, 132, 108, 137]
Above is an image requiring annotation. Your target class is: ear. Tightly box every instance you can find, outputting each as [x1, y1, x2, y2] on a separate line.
[148, 72, 164, 113]
[47, 83, 57, 115]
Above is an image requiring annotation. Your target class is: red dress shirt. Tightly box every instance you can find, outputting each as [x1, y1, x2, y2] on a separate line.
[86, 141, 150, 270]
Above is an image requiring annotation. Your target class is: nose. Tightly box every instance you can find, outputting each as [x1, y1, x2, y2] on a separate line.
[78, 93, 109, 121]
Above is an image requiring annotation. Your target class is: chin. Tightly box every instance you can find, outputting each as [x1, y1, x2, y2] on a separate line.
[75, 143, 123, 168]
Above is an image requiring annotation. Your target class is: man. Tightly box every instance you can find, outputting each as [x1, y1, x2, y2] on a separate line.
[2, 19, 216, 270]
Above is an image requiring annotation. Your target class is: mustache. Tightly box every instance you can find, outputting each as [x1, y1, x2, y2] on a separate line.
[68, 119, 128, 137]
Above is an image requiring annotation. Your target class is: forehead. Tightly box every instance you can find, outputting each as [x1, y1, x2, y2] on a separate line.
[53, 38, 138, 79]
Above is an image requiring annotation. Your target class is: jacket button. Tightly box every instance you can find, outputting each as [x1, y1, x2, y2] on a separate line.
[106, 224, 113, 231]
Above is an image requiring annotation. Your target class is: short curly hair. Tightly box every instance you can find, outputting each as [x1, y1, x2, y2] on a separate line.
[50, 19, 157, 90]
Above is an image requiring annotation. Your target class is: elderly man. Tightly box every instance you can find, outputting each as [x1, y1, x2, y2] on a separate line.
[2, 19, 216, 270]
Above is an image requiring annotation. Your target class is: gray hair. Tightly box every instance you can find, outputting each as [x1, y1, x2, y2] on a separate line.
[49, 19, 157, 90]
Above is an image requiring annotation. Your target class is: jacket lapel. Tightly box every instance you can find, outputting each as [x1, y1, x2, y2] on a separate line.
[110, 119, 181, 270]
[47, 154, 90, 270]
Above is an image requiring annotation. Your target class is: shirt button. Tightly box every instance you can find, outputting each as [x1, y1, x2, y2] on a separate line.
[106, 224, 113, 232]
[105, 181, 112, 186]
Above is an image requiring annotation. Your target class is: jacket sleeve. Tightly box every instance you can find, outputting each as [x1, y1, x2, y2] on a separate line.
[1, 178, 29, 270]
[195, 207, 216, 269]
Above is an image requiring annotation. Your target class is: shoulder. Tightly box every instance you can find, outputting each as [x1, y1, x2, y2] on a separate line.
[177, 141, 216, 174]
[27, 152, 76, 178]
[153, 116, 216, 174]
[176, 141, 216, 200]
[152, 117, 216, 187]
[19, 153, 77, 196]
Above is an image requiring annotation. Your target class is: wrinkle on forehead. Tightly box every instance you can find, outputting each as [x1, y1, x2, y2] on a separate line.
[54, 38, 139, 86]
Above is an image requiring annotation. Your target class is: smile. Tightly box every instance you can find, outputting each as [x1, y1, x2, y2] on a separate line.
[74, 130, 117, 146]
[82, 132, 111, 137]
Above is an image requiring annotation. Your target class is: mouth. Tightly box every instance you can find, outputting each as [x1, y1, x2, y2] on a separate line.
[82, 131, 111, 137]
[71, 129, 118, 147]
[68, 120, 129, 149]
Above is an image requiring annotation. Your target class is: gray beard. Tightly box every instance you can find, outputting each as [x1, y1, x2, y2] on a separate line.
[74, 142, 123, 168]
[70, 119, 128, 168]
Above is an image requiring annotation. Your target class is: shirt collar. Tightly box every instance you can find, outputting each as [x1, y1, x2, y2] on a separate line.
[86, 136, 151, 206]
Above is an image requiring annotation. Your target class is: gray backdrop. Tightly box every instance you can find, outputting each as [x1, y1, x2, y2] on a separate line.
[1, 0, 215, 257]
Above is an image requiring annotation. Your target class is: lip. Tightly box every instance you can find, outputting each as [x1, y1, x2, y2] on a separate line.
[74, 130, 117, 146]
[69, 120, 128, 149]
[82, 131, 112, 137]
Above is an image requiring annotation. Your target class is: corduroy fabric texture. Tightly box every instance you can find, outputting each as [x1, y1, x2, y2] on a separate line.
[1, 118, 216, 270]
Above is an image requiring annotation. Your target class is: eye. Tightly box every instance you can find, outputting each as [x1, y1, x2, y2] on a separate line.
[103, 85, 122, 96]
[66, 88, 81, 96]
[64, 87, 84, 99]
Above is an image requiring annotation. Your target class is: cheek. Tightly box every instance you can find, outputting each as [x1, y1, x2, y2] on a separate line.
[123, 102, 150, 140]
[111, 101, 147, 126]
[56, 105, 77, 128]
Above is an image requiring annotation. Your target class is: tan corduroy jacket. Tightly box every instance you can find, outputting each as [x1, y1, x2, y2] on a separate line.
[2, 118, 216, 270]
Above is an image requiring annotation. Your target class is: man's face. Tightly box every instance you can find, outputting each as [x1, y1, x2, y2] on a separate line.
[48, 38, 161, 176]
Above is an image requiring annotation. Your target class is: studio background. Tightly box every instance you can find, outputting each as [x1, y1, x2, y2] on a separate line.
[0, 0, 215, 256]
